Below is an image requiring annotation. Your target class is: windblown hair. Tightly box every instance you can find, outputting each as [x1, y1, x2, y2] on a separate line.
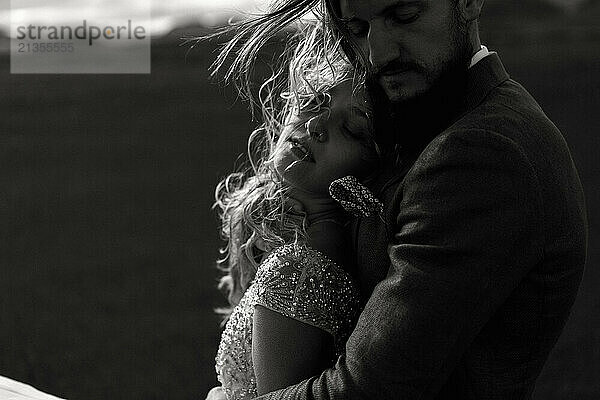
[195, 0, 370, 110]
[208, 5, 361, 322]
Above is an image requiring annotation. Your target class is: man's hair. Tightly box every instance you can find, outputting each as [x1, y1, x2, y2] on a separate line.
[325, 0, 467, 70]
[197, 0, 469, 101]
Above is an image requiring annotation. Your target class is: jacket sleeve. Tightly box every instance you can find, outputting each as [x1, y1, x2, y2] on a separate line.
[254, 129, 545, 400]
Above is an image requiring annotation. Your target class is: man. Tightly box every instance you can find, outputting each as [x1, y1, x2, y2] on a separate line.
[209, 0, 588, 398]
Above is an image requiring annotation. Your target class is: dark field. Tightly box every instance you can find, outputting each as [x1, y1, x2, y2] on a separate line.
[1, 15, 599, 400]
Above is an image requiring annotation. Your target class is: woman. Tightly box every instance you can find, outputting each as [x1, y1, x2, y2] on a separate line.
[209, 19, 386, 399]
[214, 78, 382, 399]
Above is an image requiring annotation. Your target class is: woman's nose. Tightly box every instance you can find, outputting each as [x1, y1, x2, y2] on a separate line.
[306, 117, 328, 142]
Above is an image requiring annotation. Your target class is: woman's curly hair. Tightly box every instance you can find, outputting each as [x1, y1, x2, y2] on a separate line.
[206, 5, 361, 322]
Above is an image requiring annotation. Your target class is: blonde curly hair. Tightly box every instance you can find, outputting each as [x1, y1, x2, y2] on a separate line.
[198, 2, 373, 321]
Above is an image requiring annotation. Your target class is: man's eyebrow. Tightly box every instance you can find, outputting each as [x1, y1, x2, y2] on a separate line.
[342, 0, 423, 20]
[380, 1, 423, 16]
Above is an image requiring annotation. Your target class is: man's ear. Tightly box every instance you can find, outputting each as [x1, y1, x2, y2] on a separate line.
[458, 0, 485, 22]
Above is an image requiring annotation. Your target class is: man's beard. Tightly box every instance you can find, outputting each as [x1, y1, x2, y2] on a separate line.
[370, 25, 473, 153]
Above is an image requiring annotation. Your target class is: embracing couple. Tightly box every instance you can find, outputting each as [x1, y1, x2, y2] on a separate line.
[206, 0, 588, 399]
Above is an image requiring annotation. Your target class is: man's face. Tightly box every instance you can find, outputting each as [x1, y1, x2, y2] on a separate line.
[337, 0, 469, 103]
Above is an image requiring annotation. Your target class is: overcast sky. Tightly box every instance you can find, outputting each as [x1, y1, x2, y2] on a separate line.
[0, 0, 588, 37]
[0, 0, 263, 36]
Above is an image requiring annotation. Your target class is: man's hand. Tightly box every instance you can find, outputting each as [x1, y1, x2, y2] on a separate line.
[205, 386, 226, 400]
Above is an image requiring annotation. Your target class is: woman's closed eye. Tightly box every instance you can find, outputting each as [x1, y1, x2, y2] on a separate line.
[342, 120, 371, 142]
[305, 114, 331, 139]
[306, 124, 326, 141]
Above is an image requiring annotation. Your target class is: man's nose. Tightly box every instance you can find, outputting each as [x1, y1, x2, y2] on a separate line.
[366, 21, 398, 72]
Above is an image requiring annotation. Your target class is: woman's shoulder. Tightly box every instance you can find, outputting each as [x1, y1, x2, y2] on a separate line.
[253, 242, 361, 338]
[256, 242, 353, 285]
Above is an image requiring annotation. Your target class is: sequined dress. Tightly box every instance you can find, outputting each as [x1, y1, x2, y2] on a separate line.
[214, 243, 361, 400]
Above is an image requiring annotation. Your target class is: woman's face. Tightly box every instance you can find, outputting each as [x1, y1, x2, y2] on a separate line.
[272, 80, 375, 195]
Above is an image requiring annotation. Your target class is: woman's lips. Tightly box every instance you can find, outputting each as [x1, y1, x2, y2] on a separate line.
[287, 136, 315, 162]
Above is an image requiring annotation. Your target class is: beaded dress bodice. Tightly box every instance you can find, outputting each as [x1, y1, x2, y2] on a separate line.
[215, 243, 361, 400]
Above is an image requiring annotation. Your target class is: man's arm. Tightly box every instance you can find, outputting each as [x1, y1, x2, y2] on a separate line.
[255, 129, 544, 399]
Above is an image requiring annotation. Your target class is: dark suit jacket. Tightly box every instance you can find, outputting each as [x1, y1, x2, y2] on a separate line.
[256, 54, 588, 399]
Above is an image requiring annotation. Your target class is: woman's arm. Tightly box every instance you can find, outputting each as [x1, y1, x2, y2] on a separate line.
[252, 306, 335, 395]
[252, 221, 353, 395]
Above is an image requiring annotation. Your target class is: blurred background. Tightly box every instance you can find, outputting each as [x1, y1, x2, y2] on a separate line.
[0, 0, 598, 399]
